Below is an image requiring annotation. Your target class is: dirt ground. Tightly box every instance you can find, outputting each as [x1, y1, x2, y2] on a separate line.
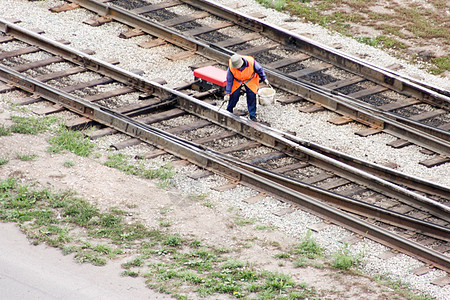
[301, 0, 449, 78]
[311, 0, 450, 62]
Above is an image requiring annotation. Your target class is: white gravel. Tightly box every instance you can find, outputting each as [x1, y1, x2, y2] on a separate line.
[1, 0, 449, 299]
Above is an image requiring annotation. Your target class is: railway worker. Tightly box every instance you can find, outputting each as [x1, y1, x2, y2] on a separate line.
[224, 54, 269, 122]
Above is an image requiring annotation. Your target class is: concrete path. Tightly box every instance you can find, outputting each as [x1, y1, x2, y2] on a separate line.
[0, 223, 171, 300]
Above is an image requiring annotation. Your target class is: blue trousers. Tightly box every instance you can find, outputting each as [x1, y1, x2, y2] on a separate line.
[227, 86, 257, 118]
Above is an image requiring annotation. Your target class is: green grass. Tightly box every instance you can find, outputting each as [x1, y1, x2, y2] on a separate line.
[293, 230, 324, 259]
[64, 160, 75, 168]
[122, 256, 145, 269]
[274, 252, 290, 259]
[256, 0, 286, 11]
[0, 157, 8, 166]
[332, 243, 363, 270]
[356, 35, 406, 50]
[48, 126, 94, 157]
[10, 116, 59, 134]
[429, 56, 450, 75]
[0, 124, 11, 136]
[104, 153, 175, 184]
[159, 219, 172, 227]
[233, 216, 255, 226]
[188, 193, 208, 201]
[0, 177, 159, 248]
[17, 153, 38, 161]
[255, 224, 277, 231]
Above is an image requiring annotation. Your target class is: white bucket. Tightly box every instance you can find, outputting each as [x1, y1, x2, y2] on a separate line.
[258, 87, 276, 105]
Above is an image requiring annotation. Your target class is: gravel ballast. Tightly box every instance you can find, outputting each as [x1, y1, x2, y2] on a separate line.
[1, 0, 449, 299]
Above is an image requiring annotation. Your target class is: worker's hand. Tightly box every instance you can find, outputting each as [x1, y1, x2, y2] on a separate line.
[224, 94, 230, 101]
[264, 79, 269, 85]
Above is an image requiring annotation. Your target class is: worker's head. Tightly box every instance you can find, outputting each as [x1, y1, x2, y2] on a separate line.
[230, 54, 244, 69]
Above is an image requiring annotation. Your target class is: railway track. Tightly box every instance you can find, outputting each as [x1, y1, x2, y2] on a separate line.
[0, 18, 449, 276]
[46, 0, 450, 168]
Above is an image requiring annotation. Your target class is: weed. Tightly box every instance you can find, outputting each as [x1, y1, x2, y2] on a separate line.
[48, 126, 94, 157]
[122, 256, 145, 269]
[75, 250, 107, 266]
[263, 271, 295, 292]
[201, 201, 214, 208]
[64, 160, 75, 168]
[0, 124, 11, 136]
[429, 56, 450, 75]
[332, 243, 363, 270]
[104, 153, 175, 183]
[164, 234, 182, 247]
[374, 274, 434, 300]
[190, 240, 202, 248]
[274, 252, 290, 259]
[221, 259, 245, 269]
[293, 230, 323, 259]
[356, 35, 406, 50]
[273, 0, 286, 11]
[10, 116, 59, 134]
[17, 153, 38, 161]
[294, 256, 308, 268]
[121, 270, 139, 277]
[159, 219, 172, 227]
[0, 156, 8, 166]
[188, 193, 208, 201]
[63, 197, 99, 227]
[233, 216, 255, 226]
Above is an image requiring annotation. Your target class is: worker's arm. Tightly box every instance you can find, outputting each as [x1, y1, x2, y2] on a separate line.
[254, 61, 267, 82]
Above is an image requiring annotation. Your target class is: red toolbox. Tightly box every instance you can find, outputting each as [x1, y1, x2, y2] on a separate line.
[194, 65, 227, 87]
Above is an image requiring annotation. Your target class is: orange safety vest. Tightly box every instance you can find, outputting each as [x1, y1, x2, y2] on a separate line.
[229, 55, 260, 94]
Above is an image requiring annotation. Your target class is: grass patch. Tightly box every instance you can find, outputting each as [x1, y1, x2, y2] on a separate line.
[122, 256, 145, 269]
[233, 216, 255, 226]
[64, 160, 75, 168]
[188, 193, 208, 201]
[0, 124, 11, 136]
[104, 153, 175, 184]
[0, 177, 158, 251]
[293, 230, 323, 259]
[48, 126, 94, 157]
[256, 0, 286, 11]
[332, 243, 364, 270]
[274, 252, 290, 259]
[10, 116, 59, 134]
[17, 153, 38, 161]
[356, 35, 406, 50]
[159, 219, 172, 227]
[429, 55, 450, 75]
[0, 157, 9, 166]
[255, 224, 277, 231]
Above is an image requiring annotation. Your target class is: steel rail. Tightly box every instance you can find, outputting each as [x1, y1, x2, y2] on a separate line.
[53, 1, 450, 156]
[181, 0, 450, 109]
[1, 62, 449, 272]
[208, 151, 450, 241]
[269, 126, 450, 199]
[178, 96, 450, 220]
[1, 18, 448, 218]
[0, 18, 171, 99]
